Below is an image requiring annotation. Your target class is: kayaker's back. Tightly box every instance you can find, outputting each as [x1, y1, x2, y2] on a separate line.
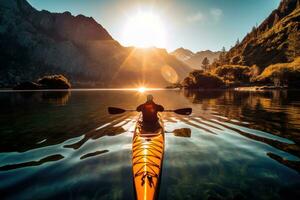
[136, 100, 164, 124]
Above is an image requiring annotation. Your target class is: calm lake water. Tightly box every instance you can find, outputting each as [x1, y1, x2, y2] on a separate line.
[0, 89, 300, 200]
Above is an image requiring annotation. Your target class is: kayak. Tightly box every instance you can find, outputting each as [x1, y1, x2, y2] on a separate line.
[132, 115, 165, 200]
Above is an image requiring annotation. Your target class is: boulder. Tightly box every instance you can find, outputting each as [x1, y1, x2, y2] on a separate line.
[38, 75, 71, 89]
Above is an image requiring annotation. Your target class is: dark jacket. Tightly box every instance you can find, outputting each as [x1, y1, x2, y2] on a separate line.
[136, 101, 164, 123]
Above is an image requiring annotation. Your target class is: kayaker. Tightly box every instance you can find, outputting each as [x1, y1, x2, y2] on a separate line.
[136, 95, 164, 125]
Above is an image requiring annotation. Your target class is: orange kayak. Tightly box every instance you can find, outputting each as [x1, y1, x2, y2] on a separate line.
[132, 115, 164, 200]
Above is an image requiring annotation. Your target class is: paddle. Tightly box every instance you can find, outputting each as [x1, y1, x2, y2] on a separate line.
[165, 108, 192, 115]
[108, 107, 192, 115]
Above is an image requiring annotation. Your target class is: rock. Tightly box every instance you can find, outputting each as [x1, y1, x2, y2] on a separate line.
[37, 75, 71, 89]
[13, 81, 42, 90]
[13, 75, 71, 90]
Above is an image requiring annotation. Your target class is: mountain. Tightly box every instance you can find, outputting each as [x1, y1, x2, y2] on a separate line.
[171, 48, 221, 69]
[223, 0, 300, 69]
[171, 48, 195, 62]
[0, 0, 191, 88]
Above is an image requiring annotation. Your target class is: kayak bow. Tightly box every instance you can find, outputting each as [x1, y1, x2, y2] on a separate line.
[132, 115, 164, 200]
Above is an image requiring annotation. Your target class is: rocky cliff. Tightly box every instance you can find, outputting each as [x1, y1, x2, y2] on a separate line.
[223, 0, 300, 69]
[0, 0, 190, 87]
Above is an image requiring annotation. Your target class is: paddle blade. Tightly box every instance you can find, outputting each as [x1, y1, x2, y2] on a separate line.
[108, 107, 126, 114]
[174, 108, 192, 115]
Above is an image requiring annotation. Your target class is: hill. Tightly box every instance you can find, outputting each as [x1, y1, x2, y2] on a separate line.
[222, 0, 300, 69]
[0, 0, 191, 88]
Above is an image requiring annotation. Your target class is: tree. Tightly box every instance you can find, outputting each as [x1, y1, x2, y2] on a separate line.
[182, 70, 224, 89]
[202, 57, 210, 71]
[219, 46, 226, 63]
[214, 65, 250, 83]
[235, 38, 240, 46]
[249, 65, 261, 82]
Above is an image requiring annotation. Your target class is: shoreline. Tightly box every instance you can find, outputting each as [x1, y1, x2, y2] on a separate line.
[0, 86, 294, 92]
[234, 86, 288, 91]
[0, 88, 171, 92]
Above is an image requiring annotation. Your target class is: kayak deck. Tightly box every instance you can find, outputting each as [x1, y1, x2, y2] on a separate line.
[132, 116, 164, 200]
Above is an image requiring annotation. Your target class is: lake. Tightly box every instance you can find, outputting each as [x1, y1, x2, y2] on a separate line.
[0, 89, 299, 200]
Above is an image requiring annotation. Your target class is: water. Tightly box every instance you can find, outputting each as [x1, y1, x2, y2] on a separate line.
[0, 89, 299, 200]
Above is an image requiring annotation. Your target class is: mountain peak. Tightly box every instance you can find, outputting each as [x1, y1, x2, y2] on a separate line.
[0, 0, 35, 13]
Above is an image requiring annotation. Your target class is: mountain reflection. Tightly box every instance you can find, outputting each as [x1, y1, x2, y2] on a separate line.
[183, 89, 300, 171]
[41, 91, 71, 105]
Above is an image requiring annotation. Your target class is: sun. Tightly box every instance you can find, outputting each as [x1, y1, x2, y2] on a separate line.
[122, 11, 167, 48]
[137, 87, 146, 93]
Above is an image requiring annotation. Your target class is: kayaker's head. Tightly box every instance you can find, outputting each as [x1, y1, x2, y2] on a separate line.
[146, 94, 154, 102]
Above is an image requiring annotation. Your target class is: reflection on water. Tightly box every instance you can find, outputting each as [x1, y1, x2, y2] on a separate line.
[0, 89, 300, 199]
[41, 91, 71, 105]
[173, 128, 191, 138]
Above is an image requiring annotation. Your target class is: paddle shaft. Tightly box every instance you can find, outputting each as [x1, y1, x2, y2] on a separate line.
[108, 107, 192, 115]
[122, 109, 180, 112]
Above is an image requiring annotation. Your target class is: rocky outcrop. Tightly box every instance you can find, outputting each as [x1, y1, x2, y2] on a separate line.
[14, 74, 71, 89]
[171, 48, 221, 69]
[223, 0, 300, 69]
[0, 0, 191, 88]
[37, 75, 71, 89]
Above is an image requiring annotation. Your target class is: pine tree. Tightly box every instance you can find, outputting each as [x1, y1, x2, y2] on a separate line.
[219, 47, 226, 64]
[202, 57, 210, 71]
[235, 38, 240, 46]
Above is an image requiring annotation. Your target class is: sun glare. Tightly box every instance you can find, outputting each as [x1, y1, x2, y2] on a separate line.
[137, 87, 146, 93]
[122, 11, 167, 48]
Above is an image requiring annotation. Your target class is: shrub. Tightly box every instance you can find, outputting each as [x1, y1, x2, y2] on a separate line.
[182, 70, 224, 89]
[255, 57, 300, 87]
[214, 65, 250, 83]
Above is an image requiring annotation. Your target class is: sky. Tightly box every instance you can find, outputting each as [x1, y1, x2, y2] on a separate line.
[27, 0, 280, 52]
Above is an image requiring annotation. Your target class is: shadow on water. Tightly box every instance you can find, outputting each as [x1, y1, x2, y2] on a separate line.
[0, 154, 64, 171]
[80, 150, 109, 160]
[64, 114, 132, 150]
[267, 152, 300, 173]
